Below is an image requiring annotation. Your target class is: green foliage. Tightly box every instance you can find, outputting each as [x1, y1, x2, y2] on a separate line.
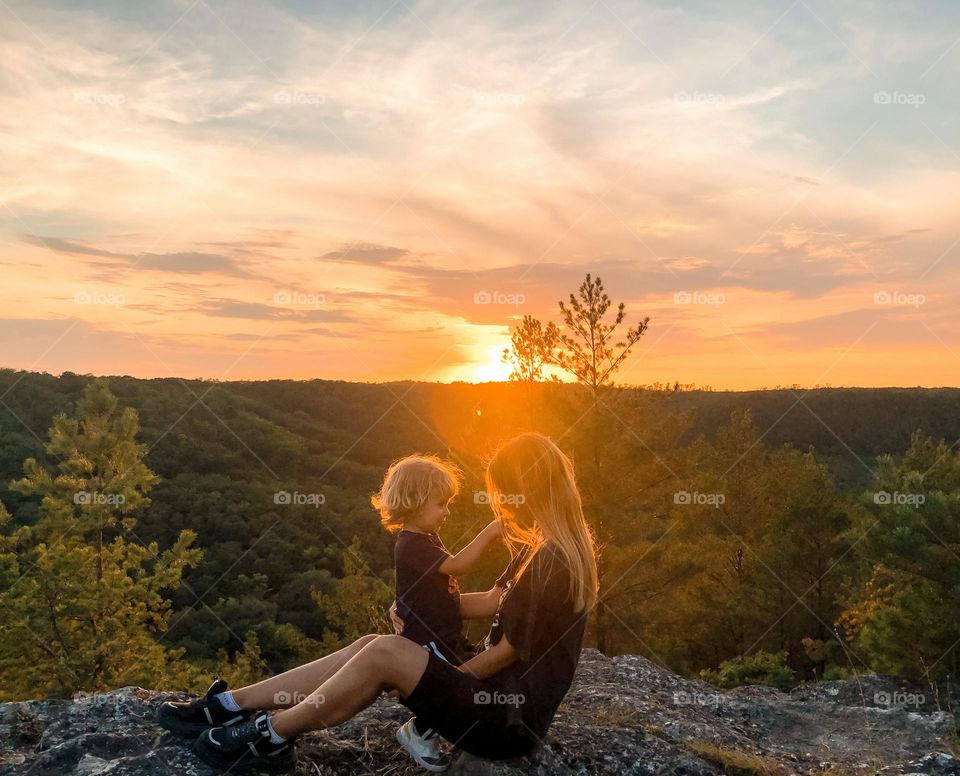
[0, 381, 201, 699]
[838, 430, 960, 683]
[213, 631, 269, 690]
[700, 650, 798, 691]
[312, 537, 394, 651]
[630, 410, 860, 678]
[1, 368, 958, 699]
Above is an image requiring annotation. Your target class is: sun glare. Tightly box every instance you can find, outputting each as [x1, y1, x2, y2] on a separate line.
[471, 345, 512, 383]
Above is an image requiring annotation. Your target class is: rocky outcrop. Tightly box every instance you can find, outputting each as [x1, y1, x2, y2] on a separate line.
[1, 650, 958, 775]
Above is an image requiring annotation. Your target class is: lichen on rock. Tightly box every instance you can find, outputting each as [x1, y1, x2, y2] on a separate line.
[1, 650, 958, 775]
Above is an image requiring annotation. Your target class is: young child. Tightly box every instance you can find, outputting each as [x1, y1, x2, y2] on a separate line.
[372, 454, 501, 772]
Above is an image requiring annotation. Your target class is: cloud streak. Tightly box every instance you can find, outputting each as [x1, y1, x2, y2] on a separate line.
[1, 0, 958, 387]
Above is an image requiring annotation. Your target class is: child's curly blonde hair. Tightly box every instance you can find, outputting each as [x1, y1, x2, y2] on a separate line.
[371, 454, 462, 533]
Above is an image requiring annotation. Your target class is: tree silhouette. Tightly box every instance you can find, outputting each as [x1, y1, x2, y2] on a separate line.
[553, 273, 650, 653]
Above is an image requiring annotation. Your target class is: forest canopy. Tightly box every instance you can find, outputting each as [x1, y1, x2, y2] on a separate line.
[1, 366, 959, 700]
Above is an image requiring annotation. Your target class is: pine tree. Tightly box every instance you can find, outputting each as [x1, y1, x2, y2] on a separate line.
[643, 411, 858, 676]
[501, 315, 560, 383]
[0, 381, 201, 699]
[501, 315, 561, 426]
[553, 273, 650, 653]
[839, 430, 960, 683]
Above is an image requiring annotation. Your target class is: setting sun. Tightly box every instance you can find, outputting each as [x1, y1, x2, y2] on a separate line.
[470, 345, 513, 383]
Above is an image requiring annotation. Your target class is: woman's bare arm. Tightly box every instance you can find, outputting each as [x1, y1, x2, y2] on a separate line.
[458, 635, 519, 680]
[459, 586, 502, 619]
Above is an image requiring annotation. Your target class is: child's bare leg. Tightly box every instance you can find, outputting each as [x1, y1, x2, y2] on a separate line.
[270, 635, 429, 738]
[231, 633, 379, 710]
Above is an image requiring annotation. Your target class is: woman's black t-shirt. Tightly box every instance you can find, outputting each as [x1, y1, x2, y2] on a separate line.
[394, 530, 462, 656]
[485, 541, 587, 742]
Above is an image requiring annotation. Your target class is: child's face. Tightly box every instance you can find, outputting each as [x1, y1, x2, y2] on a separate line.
[412, 488, 452, 533]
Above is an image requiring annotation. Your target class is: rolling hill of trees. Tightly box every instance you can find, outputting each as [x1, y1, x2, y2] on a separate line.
[1, 366, 959, 700]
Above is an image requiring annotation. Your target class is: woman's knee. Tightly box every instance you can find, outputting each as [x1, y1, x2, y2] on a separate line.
[357, 635, 427, 691]
[362, 634, 408, 660]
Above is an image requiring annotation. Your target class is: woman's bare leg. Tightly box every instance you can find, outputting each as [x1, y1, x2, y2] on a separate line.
[231, 633, 379, 710]
[269, 635, 429, 739]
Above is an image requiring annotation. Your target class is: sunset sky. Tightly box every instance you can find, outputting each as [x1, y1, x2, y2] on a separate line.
[1, 0, 958, 389]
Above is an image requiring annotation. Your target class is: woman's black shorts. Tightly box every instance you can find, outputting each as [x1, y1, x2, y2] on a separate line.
[400, 652, 535, 760]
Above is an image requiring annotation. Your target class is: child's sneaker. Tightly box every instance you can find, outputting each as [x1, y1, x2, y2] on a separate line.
[396, 716, 450, 772]
[157, 678, 250, 736]
[193, 712, 297, 773]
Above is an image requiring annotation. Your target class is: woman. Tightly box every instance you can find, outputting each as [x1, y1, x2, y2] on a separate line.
[161, 432, 597, 772]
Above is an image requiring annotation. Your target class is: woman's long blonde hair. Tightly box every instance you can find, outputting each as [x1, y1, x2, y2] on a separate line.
[484, 432, 598, 612]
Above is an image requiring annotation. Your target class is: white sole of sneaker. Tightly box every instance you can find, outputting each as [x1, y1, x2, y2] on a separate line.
[396, 722, 450, 773]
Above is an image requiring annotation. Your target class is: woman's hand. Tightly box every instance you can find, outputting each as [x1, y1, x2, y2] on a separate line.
[389, 600, 404, 635]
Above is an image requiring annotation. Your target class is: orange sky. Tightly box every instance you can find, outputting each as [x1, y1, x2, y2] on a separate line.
[1, 1, 958, 389]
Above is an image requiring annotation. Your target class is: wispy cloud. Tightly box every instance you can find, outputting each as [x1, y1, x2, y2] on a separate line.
[1, 0, 958, 386]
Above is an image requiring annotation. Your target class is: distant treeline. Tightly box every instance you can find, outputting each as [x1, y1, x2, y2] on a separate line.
[1, 367, 959, 699]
